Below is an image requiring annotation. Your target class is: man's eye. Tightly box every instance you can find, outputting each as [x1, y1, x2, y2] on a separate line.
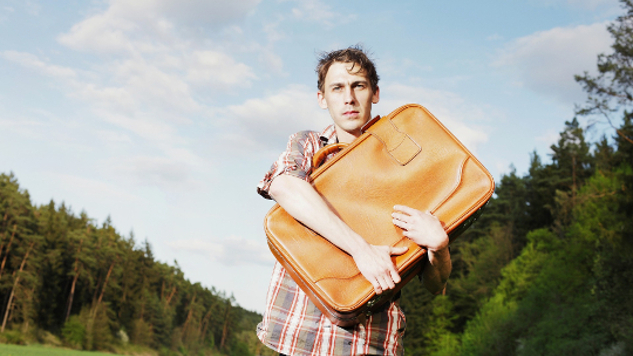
[332, 86, 341, 91]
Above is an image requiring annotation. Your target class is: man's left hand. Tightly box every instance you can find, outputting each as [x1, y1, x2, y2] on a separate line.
[391, 205, 448, 251]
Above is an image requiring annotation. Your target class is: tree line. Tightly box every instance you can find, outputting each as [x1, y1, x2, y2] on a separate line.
[0, 172, 271, 355]
[400, 1, 633, 355]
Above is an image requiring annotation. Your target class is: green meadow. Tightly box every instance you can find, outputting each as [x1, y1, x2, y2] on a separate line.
[0, 344, 126, 356]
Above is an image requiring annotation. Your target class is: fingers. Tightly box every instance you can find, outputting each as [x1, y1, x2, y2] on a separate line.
[390, 246, 409, 256]
[374, 285, 382, 294]
[391, 211, 410, 223]
[392, 218, 406, 231]
[374, 248, 405, 293]
[393, 204, 419, 215]
[393, 206, 440, 232]
[392, 211, 415, 231]
[374, 275, 394, 294]
[389, 267, 402, 284]
[394, 205, 436, 219]
[374, 267, 400, 294]
[370, 273, 389, 295]
[356, 245, 405, 294]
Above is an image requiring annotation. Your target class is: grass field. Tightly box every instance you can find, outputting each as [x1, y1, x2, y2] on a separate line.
[0, 343, 126, 356]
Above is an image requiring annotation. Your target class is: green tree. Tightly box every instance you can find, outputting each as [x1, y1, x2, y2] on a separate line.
[0, 173, 41, 334]
[575, 0, 633, 145]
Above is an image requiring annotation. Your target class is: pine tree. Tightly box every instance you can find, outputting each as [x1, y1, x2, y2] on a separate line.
[575, 0, 633, 145]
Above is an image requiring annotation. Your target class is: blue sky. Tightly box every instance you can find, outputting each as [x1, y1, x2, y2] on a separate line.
[0, 0, 623, 313]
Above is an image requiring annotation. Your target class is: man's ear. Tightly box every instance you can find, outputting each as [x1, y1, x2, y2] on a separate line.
[317, 91, 328, 109]
[372, 86, 380, 104]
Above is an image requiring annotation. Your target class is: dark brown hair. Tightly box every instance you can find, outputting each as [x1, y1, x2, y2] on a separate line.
[316, 45, 379, 93]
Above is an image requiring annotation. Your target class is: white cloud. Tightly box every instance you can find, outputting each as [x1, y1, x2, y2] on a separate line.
[186, 50, 257, 87]
[494, 160, 515, 179]
[52, 173, 141, 205]
[1, 0, 273, 192]
[168, 236, 275, 266]
[96, 129, 133, 144]
[117, 0, 261, 27]
[567, 0, 614, 8]
[0, 108, 93, 149]
[58, 0, 261, 54]
[494, 22, 612, 105]
[1, 50, 77, 78]
[107, 155, 191, 187]
[113, 58, 202, 114]
[487, 34, 504, 41]
[223, 85, 330, 152]
[0, 115, 52, 140]
[257, 47, 285, 75]
[50, 0, 262, 136]
[534, 0, 619, 10]
[263, 19, 285, 43]
[379, 56, 433, 79]
[536, 128, 560, 147]
[285, 0, 356, 27]
[25, 1, 40, 16]
[100, 144, 214, 191]
[57, 11, 138, 55]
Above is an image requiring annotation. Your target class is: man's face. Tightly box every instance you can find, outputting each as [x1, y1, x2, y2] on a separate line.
[317, 61, 380, 143]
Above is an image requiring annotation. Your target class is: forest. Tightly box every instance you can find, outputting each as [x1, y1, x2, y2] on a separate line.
[2, 2, 633, 356]
[0, 170, 271, 356]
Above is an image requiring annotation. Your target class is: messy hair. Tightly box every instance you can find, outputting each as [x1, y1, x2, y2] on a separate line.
[316, 45, 379, 93]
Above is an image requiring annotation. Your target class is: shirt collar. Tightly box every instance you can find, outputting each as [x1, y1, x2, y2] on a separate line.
[319, 124, 338, 146]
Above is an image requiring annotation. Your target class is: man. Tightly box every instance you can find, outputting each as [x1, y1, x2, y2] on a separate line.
[256, 46, 452, 356]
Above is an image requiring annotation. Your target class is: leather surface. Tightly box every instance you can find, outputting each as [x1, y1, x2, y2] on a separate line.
[264, 104, 495, 326]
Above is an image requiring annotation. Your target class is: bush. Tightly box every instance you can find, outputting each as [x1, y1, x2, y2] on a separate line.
[0, 329, 26, 345]
[39, 330, 62, 346]
[131, 318, 154, 347]
[62, 316, 86, 349]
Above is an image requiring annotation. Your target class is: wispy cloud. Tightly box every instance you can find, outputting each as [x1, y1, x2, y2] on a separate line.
[0, 0, 271, 190]
[1, 50, 77, 78]
[283, 0, 356, 28]
[221, 84, 330, 154]
[58, 0, 262, 55]
[493, 22, 612, 105]
[534, 0, 619, 11]
[185, 50, 257, 87]
[168, 236, 275, 266]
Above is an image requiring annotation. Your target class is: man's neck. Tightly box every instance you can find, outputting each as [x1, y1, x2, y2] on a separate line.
[335, 128, 361, 144]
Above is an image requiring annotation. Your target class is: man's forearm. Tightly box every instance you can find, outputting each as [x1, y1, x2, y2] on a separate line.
[268, 174, 407, 294]
[268, 175, 367, 254]
[422, 247, 451, 295]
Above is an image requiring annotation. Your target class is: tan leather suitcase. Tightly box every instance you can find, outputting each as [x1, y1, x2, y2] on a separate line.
[264, 103, 495, 326]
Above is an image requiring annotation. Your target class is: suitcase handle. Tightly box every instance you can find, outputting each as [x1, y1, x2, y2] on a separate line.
[312, 143, 349, 168]
[365, 117, 421, 165]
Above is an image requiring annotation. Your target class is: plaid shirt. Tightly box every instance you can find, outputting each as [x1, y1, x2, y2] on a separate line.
[256, 124, 406, 356]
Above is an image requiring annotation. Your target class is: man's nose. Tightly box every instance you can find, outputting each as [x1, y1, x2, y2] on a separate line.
[344, 87, 356, 104]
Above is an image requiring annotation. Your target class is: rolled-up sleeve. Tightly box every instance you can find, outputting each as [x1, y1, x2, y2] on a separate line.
[257, 131, 321, 199]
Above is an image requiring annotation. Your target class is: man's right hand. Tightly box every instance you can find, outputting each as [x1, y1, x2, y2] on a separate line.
[351, 243, 408, 294]
[270, 175, 408, 294]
